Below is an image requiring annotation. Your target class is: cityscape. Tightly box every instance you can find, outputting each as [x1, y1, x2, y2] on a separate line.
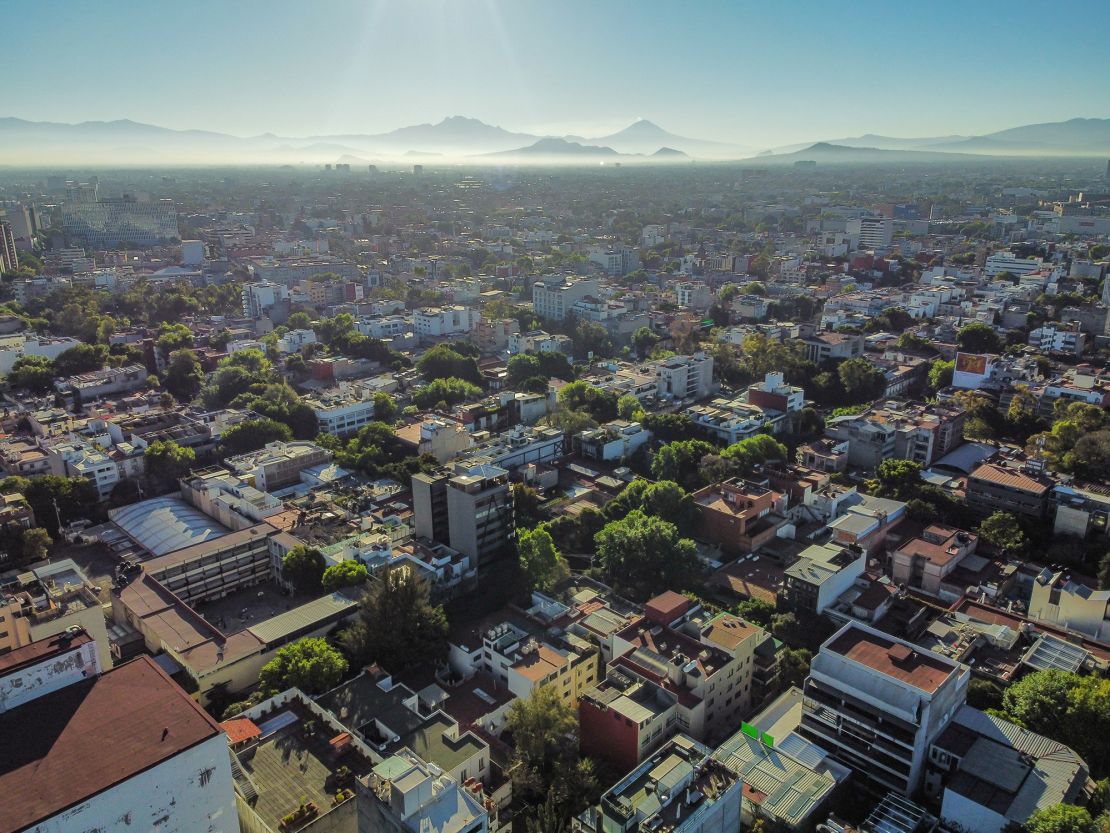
[2, 5, 1110, 833]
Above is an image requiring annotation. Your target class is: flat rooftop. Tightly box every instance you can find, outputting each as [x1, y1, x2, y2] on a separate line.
[0, 629, 93, 675]
[826, 625, 959, 693]
[0, 656, 221, 833]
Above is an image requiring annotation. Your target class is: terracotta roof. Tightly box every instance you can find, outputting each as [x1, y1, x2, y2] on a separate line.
[702, 614, 760, 652]
[969, 463, 1051, 496]
[220, 717, 262, 745]
[0, 656, 222, 832]
[644, 591, 691, 625]
[827, 625, 959, 693]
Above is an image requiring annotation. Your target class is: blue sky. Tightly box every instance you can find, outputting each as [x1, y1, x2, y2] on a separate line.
[9, 0, 1110, 146]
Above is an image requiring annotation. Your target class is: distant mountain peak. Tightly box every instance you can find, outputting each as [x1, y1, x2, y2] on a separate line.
[614, 118, 667, 136]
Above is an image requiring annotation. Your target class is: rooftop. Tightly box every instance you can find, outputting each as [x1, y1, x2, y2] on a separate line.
[825, 623, 961, 693]
[109, 495, 230, 556]
[0, 656, 221, 833]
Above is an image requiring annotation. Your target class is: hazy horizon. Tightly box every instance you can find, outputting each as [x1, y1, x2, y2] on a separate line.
[8, 0, 1110, 149]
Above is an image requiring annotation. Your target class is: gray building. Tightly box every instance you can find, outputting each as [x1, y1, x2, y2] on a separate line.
[799, 621, 969, 797]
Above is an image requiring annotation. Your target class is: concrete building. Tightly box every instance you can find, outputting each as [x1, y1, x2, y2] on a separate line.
[532, 276, 599, 322]
[847, 216, 894, 249]
[61, 193, 180, 248]
[305, 387, 377, 436]
[413, 306, 480, 341]
[965, 463, 1052, 519]
[824, 402, 965, 470]
[361, 750, 489, 833]
[575, 420, 651, 462]
[1029, 322, 1087, 356]
[1027, 567, 1110, 642]
[782, 543, 866, 615]
[224, 441, 331, 492]
[799, 622, 970, 796]
[414, 464, 514, 566]
[0, 644, 238, 833]
[891, 526, 979, 601]
[799, 331, 864, 365]
[692, 479, 789, 556]
[655, 352, 714, 402]
[0, 559, 112, 668]
[984, 253, 1044, 278]
[575, 736, 741, 833]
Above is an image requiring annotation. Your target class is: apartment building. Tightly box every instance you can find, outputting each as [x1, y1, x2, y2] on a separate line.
[575, 420, 651, 462]
[413, 463, 515, 565]
[799, 331, 864, 365]
[224, 440, 331, 492]
[61, 193, 180, 248]
[475, 317, 520, 351]
[655, 352, 714, 402]
[984, 252, 1044, 278]
[1029, 322, 1087, 355]
[781, 543, 866, 614]
[532, 276, 599, 321]
[847, 216, 894, 249]
[692, 479, 789, 556]
[824, 401, 965, 470]
[305, 387, 377, 436]
[576, 736, 741, 833]
[965, 462, 1052, 519]
[0, 334, 82, 376]
[507, 329, 574, 355]
[689, 397, 775, 444]
[1027, 567, 1110, 641]
[588, 246, 639, 276]
[799, 622, 970, 796]
[891, 526, 979, 600]
[413, 305, 480, 340]
[361, 750, 488, 833]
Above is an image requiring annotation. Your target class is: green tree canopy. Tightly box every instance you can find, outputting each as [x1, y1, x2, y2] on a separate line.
[595, 509, 700, 601]
[412, 377, 482, 410]
[258, 637, 347, 696]
[338, 566, 449, 672]
[164, 349, 204, 402]
[1022, 805, 1097, 833]
[282, 546, 326, 594]
[218, 417, 293, 456]
[978, 511, 1027, 556]
[957, 321, 1004, 354]
[372, 392, 397, 424]
[8, 355, 56, 392]
[417, 344, 482, 384]
[322, 560, 370, 593]
[837, 357, 887, 404]
[518, 527, 570, 593]
[53, 343, 108, 377]
[144, 439, 196, 491]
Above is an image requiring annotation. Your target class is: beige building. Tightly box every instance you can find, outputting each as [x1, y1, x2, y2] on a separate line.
[1028, 568, 1110, 641]
[224, 440, 331, 492]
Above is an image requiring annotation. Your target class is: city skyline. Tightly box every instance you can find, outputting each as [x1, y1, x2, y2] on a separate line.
[9, 0, 1110, 149]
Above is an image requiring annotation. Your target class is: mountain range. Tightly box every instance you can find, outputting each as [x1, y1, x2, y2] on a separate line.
[1, 115, 1109, 166]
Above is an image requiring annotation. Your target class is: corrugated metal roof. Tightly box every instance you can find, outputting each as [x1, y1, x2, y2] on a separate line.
[246, 592, 356, 645]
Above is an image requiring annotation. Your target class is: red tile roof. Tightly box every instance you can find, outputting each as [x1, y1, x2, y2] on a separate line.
[0, 656, 222, 832]
[968, 463, 1051, 495]
[220, 717, 262, 745]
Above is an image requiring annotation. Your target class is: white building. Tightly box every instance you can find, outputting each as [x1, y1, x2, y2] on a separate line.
[275, 328, 317, 354]
[532, 276, 599, 321]
[0, 334, 83, 376]
[1028, 567, 1110, 641]
[361, 750, 488, 833]
[984, 253, 1044, 278]
[241, 280, 290, 319]
[847, 216, 894, 249]
[413, 306, 480, 340]
[0, 639, 239, 833]
[307, 387, 377, 436]
[1029, 322, 1087, 356]
[575, 420, 651, 461]
[506, 330, 573, 356]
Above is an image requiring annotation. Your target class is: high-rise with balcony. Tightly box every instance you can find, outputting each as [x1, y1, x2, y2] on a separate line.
[798, 621, 969, 797]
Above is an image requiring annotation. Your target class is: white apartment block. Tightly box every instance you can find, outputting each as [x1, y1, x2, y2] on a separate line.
[0, 334, 83, 376]
[984, 253, 1044, 278]
[1029, 322, 1087, 355]
[413, 306, 480, 340]
[507, 329, 573, 356]
[241, 280, 290, 318]
[307, 388, 377, 436]
[847, 216, 894, 249]
[532, 276, 599, 321]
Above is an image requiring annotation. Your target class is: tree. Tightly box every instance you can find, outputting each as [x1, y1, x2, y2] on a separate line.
[507, 684, 577, 774]
[7, 475, 99, 536]
[338, 566, 449, 671]
[322, 560, 370, 592]
[573, 320, 613, 359]
[372, 392, 396, 424]
[838, 357, 887, 404]
[999, 670, 1110, 778]
[412, 377, 482, 410]
[156, 322, 194, 356]
[258, 637, 347, 696]
[639, 480, 698, 535]
[651, 439, 716, 490]
[595, 509, 700, 601]
[780, 648, 812, 689]
[164, 349, 204, 402]
[928, 359, 955, 391]
[8, 355, 56, 392]
[518, 527, 570, 593]
[53, 343, 108, 377]
[145, 439, 195, 491]
[416, 344, 482, 384]
[735, 598, 776, 627]
[978, 511, 1026, 556]
[20, 527, 52, 562]
[287, 311, 313, 330]
[631, 326, 660, 358]
[1023, 805, 1097, 833]
[616, 394, 643, 421]
[282, 546, 326, 594]
[218, 417, 292, 456]
[872, 459, 923, 501]
[957, 321, 1004, 354]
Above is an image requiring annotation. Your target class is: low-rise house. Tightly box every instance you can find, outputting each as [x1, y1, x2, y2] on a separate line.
[575, 420, 650, 462]
[891, 525, 979, 600]
[692, 479, 789, 556]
